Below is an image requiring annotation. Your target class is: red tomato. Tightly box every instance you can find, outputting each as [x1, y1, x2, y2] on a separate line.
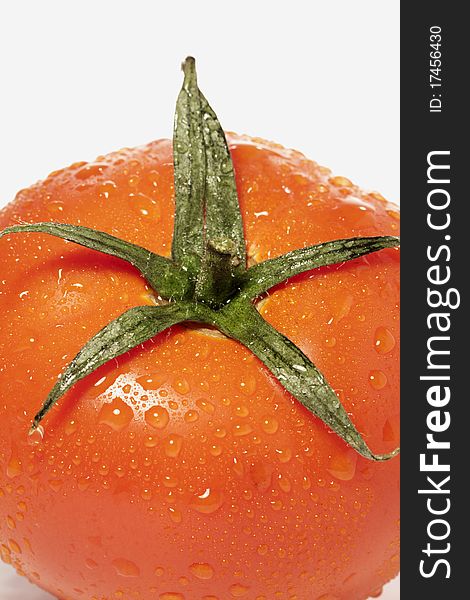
[0, 134, 399, 599]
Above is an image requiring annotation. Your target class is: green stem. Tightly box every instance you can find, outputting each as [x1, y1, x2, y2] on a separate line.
[240, 236, 400, 299]
[189, 299, 399, 461]
[172, 57, 206, 272]
[30, 303, 196, 432]
[0, 56, 400, 462]
[195, 238, 240, 307]
[0, 223, 191, 299]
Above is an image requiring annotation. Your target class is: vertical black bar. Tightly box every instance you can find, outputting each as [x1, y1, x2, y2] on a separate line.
[401, 3, 465, 597]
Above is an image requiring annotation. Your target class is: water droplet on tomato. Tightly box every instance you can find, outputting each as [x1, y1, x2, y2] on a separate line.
[145, 406, 169, 429]
[128, 174, 140, 187]
[214, 427, 227, 439]
[233, 423, 253, 437]
[330, 176, 352, 188]
[28, 424, 44, 446]
[172, 378, 190, 394]
[146, 169, 159, 186]
[137, 372, 167, 390]
[75, 164, 108, 180]
[164, 434, 183, 458]
[159, 594, 185, 600]
[168, 507, 182, 523]
[144, 435, 158, 448]
[374, 327, 396, 354]
[190, 562, 214, 580]
[327, 451, 357, 481]
[209, 444, 223, 457]
[324, 336, 337, 348]
[261, 416, 279, 434]
[98, 464, 109, 476]
[369, 370, 388, 390]
[196, 398, 215, 414]
[329, 294, 353, 323]
[190, 488, 224, 514]
[77, 477, 91, 491]
[98, 398, 134, 431]
[242, 489, 253, 501]
[270, 499, 283, 511]
[230, 583, 250, 597]
[64, 420, 78, 436]
[6, 455, 22, 478]
[240, 375, 257, 396]
[278, 475, 292, 493]
[46, 200, 65, 215]
[234, 404, 250, 417]
[130, 192, 161, 219]
[141, 488, 152, 501]
[112, 558, 140, 578]
[275, 448, 292, 464]
[8, 539, 21, 554]
[184, 410, 199, 423]
[163, 475, 178, 488]
[98, 180, 117, 199]
[0, 545, 11, 564]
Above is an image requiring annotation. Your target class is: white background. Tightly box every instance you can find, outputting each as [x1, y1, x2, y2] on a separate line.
[0, 1, 399, 598]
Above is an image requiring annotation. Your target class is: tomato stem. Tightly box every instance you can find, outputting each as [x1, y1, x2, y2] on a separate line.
[1, 57, 400, 462]
[195, 238, 241, 307]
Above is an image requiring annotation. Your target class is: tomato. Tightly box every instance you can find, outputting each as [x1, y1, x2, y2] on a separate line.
[0, 134, 399, 600]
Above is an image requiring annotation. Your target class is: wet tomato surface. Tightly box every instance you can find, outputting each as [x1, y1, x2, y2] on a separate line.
[0, 135, 399, 599]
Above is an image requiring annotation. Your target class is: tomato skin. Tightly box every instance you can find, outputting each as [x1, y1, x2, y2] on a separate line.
[0, 135, 399, 600]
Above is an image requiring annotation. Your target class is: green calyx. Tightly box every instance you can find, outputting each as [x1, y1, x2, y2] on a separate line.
[0, 57, 400, 461]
